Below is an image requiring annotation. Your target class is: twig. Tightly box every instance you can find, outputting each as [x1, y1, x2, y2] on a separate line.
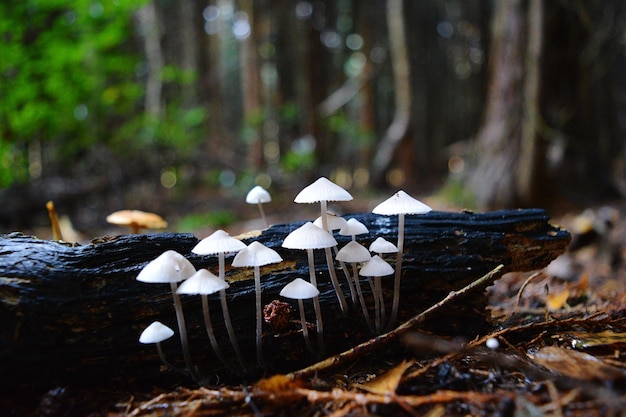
[288, 264, 505, 378]
[514, 271, 543, 311]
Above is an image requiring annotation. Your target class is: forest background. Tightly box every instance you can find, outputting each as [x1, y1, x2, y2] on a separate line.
[1, 0, 625, 239]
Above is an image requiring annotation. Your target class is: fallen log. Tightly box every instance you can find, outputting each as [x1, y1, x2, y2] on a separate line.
[0, 209, 569, 388]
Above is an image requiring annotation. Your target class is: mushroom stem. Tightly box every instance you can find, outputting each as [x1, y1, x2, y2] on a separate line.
[155, 342, 185, 373]
[217, 253, 246, 371]
[169, 282, 200, 380]
[374, 276, 382, 333]
[333, 248, 357, 305]
[306, 249, 325, 354]
[220, 288, 246, 371]
[297, 298, 315, 354]
[319, 200, 348, 313]
[200, 294, 228, 366]
[351, 263, 375, 333]
[388, 213, 405, 330]
[254, 265, 264, 367]
[324, 246, 348, 312]
[257, 203, 268, 228]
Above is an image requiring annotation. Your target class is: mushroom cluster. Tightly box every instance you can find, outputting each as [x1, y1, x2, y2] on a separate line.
[132, 178, 432, 381]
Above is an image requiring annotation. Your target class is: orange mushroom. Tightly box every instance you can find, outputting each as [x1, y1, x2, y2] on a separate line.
[106, 209, 167, 234]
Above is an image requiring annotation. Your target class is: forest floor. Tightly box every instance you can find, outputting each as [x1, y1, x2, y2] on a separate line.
[21, 198, 623, 417]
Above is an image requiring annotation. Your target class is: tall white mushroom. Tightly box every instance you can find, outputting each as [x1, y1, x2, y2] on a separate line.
[232, 241, 283, 366]
[280, 277, 320, 354]
[139, 321, 180, 372]
[368, 237, 398, 329]
[314, 213, 357, 304]
[282, 221, 337, 352]
[359, 254, 395, 333]
[294, 177, 352, 312]
[192, 230, 247, 370]
[246, 185, 272, 228]
[176, 269, 230, 367]
[372, 190, 431, 329]
[136, 250, 198, 379]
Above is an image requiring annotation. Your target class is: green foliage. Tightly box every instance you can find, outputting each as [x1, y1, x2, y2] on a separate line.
[175, 211, 237, 233]
[436, 178, 476, 209]
[0, 0, 146, 186]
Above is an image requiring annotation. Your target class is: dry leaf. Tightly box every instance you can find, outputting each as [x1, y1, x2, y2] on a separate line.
[528, 346, 625, 382]
[355, 360, 414, 395]
[546, 289, 570, 311]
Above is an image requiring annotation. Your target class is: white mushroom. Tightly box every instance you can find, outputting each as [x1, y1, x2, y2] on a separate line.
[336, 241, 374, 332]
[372, 190, 431, 330]
[368, 237, 398, 329]
[176, 269, 230, 367]
[139, 321, 181, 372]
[282, 221, 337, 352]
[192, 230, 247, 370]
[246, 185, 272, 228]
[359, 255, 395, 333]
[232, 241, 283, 366]
[294, 177, 352, 313]
[280, 277, 320, 354]
[136, 250, 197, 379]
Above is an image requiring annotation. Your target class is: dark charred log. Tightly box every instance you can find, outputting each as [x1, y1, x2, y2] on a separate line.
[0, 209, 569, 388]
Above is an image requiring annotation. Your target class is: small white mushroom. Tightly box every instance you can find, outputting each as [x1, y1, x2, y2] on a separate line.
[294, 177, 352, 313]
[139, 321, 180, 372]
[368, 237, 398, 330]
[176, 269, 230, 366]
[336, 241, 374, 332]
[192, 230, 247, 370]
[372, 191, 431, 330]
[359, 255, 395, 333]
[282, 221, 338, 353]
[136, 250, 198, 379]
[232, 241, 283, 366]
[280, 277, 320, 354]
[246, 185, 272, 228]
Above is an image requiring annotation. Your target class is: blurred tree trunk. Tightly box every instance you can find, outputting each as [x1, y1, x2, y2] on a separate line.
[467, 0, 623, 209]
[136, 1, 163, 118]
[371, 0, 411, 185]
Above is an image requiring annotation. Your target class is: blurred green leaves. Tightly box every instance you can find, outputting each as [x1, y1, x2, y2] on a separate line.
[0, 0, 149, 186]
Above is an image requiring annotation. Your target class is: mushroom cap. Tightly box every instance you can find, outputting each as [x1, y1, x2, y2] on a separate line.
[139, 321, 175, 344]
[106, 209, 168, 229]
[339, 218, 369, 236]
[313, 212, 347, 231]
[294, 177, 353, 203]
[282, 222, 337, 250]
[280, 277, 320, 299]
[369, 237, 398, 254]
[232, 241, 283, 267]
[136, 250, 196, 284]
[192, 229, 246, 255]
[176, 269, 229, 295]
[372, 190, 432, 216]
[359, 255, 394, 277]
[246, 185, 272, 204]
[336, 240, 372, 263]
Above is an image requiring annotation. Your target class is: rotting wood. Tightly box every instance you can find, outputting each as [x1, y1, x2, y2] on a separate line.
[0, 209, 569, 387]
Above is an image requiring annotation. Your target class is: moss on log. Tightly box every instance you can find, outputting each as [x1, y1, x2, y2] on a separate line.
[0, 209, 569, 387]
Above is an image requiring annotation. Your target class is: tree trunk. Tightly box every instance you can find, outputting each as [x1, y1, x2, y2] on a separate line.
[467, 0, 623, 210]
[371, 0, 412, 185]
[0, 209, 569, 388]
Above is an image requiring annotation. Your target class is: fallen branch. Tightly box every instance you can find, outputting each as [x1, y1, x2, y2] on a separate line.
[289, 264, 504, 378]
